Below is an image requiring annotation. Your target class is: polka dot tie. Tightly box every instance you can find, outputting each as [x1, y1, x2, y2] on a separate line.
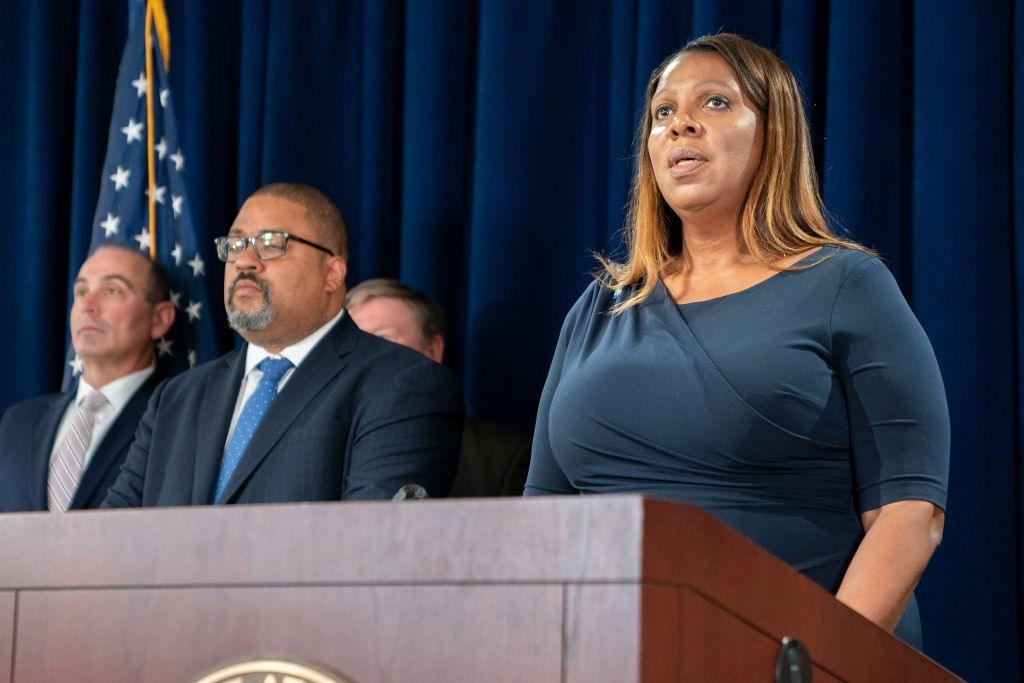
[213, 357, 294, 502]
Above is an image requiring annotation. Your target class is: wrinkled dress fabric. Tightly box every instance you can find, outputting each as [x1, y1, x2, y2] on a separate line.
[526, 247, 950, 648]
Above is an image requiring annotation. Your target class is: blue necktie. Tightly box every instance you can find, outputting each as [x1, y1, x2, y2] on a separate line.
[213, 356, 294, 502]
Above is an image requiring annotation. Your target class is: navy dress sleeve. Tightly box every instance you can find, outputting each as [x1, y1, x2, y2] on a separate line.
[831, 256, 950, 513]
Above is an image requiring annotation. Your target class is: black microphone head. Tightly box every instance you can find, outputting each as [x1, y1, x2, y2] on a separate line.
[774, 637, 812, 683]
[392, 484, 429, 501]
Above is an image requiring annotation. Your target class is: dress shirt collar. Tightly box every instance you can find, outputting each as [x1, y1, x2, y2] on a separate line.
[243, 308, 346, 375]
[76, 365, 155, 414]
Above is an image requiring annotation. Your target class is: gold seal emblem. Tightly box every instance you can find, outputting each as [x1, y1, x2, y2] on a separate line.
[192, 657, 353, 683]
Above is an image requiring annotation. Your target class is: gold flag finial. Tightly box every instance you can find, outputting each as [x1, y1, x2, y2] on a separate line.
[149, 0, 171, 71]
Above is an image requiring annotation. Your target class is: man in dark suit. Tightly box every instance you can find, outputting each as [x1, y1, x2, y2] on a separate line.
[103, 183, 462, 507]
[346, 279, 530, 497]
[0, 245, 176, 512]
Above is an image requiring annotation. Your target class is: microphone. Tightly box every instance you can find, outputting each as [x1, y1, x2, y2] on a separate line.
[392, 484, 429, 501]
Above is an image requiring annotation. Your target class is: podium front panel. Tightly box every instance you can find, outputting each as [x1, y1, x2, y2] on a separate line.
[564, 583, 679, 683]
[14, 585, 562, 682]
[0, 591, 12, 683]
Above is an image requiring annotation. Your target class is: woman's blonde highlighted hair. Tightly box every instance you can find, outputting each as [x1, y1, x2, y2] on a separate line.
[598, 33, 870, 312]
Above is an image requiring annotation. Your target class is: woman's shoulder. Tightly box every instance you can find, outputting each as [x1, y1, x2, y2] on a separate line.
[814, 246, 914, 328]
[563, 278, 618, 324]
[555, 276, 645, 345]
[808, 243, 879, 271]
[803, 245, 894, 291]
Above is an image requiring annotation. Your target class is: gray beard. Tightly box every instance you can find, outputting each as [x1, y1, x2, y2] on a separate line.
[226, 277, 274, 332]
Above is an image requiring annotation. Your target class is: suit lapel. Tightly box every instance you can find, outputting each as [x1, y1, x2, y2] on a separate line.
[216, 315, 358, 504]
[69, 372, 161, 510]
[29, 393, 74, 510]
[191, 350, 247, 504]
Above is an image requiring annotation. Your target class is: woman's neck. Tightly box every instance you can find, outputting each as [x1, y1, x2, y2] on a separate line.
[675, 208, 750, 273]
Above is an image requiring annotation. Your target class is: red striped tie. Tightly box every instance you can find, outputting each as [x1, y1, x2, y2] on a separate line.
[47, 390, 109, 512]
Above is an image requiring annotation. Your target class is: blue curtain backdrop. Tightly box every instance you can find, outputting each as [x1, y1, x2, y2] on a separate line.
[0, 1, 1019, 679]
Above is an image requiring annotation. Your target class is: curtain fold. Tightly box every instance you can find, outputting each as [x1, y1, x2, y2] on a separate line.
[911, 6, 1020, 679]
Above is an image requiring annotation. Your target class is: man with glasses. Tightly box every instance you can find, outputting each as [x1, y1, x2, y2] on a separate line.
[0, 245, 175, 511]
[103, 183, 463, 507]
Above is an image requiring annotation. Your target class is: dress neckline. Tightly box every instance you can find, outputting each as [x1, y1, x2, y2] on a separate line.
[663, 246, 832, 308]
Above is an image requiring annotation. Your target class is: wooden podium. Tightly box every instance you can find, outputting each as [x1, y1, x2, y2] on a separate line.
[0, 496, 956, 682]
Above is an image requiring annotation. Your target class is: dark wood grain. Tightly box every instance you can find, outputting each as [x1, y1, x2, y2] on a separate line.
[641, 499, 956, 681]
[640, 584, 681, 682]
[679, 588, 792, 681]
[13, 585, 561, 683]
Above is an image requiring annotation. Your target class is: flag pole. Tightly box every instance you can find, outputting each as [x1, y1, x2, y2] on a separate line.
[143, 0, 157, 261]
[65, 0, 212, 388]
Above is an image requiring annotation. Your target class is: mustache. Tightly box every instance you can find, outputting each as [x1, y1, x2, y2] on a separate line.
[229, 273, 271, 300]
[74, 317, 108, 333]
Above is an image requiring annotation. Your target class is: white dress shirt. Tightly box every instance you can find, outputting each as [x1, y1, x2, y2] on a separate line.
[49, 365, 156, 470]
[225, 308, 347, 447]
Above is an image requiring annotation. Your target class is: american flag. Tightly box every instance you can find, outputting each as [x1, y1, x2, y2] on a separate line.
[63, 0, 217, 388]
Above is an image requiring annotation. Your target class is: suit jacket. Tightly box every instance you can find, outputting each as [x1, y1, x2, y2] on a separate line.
[0, 372, 163, 512]
[102, 314, 463, 507]
[449, 418, 531, 497]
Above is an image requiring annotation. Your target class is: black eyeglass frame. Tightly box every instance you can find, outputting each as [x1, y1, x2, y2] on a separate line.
[214, 231, 336, 262]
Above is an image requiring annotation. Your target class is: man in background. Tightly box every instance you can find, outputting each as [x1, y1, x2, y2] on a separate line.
[103, 183, 462, 507]
[0, 245, 175, 511]
[347, 279, 530, 497]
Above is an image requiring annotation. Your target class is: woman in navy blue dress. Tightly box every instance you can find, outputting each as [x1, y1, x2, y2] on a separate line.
[526, 34, 949, 649]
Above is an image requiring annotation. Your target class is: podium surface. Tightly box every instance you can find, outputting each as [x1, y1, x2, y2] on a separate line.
[0, 496, 956, 681]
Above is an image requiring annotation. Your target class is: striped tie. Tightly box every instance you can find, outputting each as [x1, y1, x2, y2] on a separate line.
[47, 390, 109, 512]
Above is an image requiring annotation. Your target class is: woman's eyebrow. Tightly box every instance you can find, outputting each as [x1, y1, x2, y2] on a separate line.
[691, 79, 741, 94]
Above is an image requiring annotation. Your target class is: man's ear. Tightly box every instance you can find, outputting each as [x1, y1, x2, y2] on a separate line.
[324, 256, 347, 294]
[150, 300, 176, 340]
[425, 334, 445, 364]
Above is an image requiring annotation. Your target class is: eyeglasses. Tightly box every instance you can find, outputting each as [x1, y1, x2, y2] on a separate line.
[214, 231, 335, 262]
